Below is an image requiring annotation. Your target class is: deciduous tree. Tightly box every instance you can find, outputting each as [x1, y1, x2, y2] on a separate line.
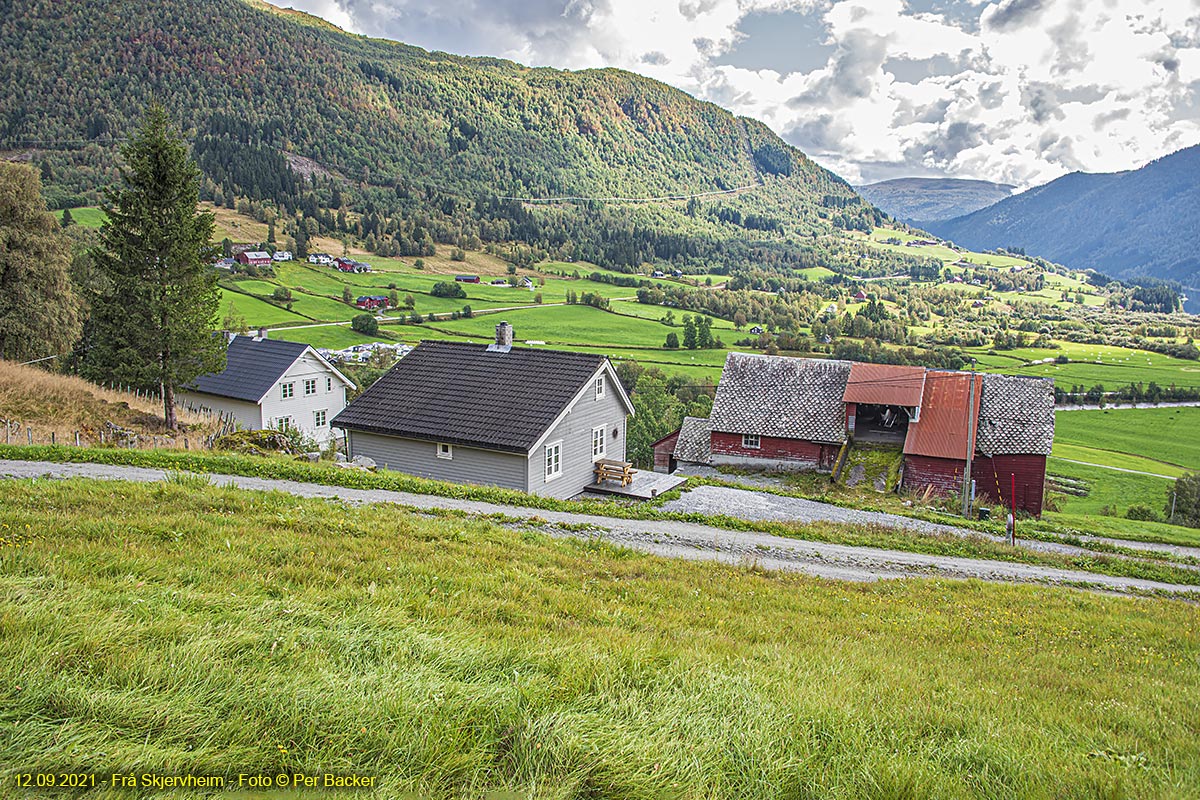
[0, 163, 83, 363]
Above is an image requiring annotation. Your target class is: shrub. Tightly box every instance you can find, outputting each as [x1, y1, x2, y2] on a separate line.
[272, 286, 292, 302]
[1126, 504, 1160, 522]
[351, 313, 378, 335]
[431, 281, 466, 299]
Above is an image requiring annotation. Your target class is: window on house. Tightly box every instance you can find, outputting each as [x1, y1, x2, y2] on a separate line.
[591, 426, 606, 460]
[594, 375, 605, 400]
[275, 416, 293, 431]
[437, 442, 453, 460]
[280, 382, 294, 400]
[326, 377, 333, 392]
[545, 441, 562, 481]
[742, 434, 761, 449]
[314, 410, 327, 427]
[304, 378, 317, 396]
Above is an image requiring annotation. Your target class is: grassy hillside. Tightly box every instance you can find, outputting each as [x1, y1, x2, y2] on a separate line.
[3, 0, 878, 262]
[1054, 408, 1200, 471]
[3, 477, 1200, 798]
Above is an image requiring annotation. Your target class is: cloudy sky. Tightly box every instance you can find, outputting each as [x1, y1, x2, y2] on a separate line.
[285, 0, 1200, 187]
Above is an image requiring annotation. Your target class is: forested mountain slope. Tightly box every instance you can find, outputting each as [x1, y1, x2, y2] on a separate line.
[857, 177, 1014, 224]
[928, 146, 1200, 284]
[1, 0, 880, 271]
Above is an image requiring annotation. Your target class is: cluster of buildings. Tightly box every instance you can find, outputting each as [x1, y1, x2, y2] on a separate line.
[179, 325, 1053, 514]
[654, 353, 1053, 515]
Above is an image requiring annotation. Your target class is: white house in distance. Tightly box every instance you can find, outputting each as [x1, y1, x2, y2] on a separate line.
[178, 333, 356, 445]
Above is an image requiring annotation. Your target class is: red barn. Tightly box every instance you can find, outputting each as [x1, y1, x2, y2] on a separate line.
[653, 351, 1054, 517]
[901, 371, 1053, 516]
[235, 250, 271, 267]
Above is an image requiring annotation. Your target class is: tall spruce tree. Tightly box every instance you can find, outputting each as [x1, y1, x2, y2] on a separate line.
[0, 162, 82, 363]
[81, 106, 223, 429]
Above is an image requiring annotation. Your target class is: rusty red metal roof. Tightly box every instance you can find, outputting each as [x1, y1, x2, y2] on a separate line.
[902, 371, 982, 460]
[842, 363, 927, 407]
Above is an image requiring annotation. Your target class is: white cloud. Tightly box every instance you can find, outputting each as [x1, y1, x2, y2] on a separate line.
[280, 0, 1200, 186]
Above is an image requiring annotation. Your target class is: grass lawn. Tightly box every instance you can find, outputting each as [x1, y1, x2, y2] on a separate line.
[1052, 443, 1186, 478]
[1055, 408, 1200, 471]
[3, 477, 1200, 799]
[63, 206, 106, 228]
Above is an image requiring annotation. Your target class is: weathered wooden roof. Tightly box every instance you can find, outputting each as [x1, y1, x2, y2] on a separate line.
[673, 416, 712, 463]
[976, 374, 1055, 456]
[709, 353, 851, 444]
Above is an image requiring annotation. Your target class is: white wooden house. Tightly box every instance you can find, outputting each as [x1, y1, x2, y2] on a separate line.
[178, 334, 356, 445]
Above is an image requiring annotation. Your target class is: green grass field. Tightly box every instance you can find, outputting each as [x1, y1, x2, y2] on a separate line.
[966, 342, 1200, 391]
[1054, 408, 1200, 470]
[269, 324, 398, 351]
[218, 289, 306, 326]
[63, 206, 107, 228]
[3, 477, 1199, 799]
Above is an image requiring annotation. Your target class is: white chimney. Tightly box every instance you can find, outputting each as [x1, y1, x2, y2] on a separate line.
[487, 321, 513, 353]
[256, 327, 268, 340]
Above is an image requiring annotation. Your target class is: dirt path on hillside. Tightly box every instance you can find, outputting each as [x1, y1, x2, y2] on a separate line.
[2, 459, 1196, 598]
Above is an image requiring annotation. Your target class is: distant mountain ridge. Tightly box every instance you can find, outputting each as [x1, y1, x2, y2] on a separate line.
[856, 177, 1015, 223]
[927, 146, 1200, 285]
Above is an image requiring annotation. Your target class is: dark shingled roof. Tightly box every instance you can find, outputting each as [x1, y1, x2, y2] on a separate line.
[186, 336, 310, 403]
[673, 416, 711, 464]
[332, 341, 614, 453]
[975, 374, 1055, 456]
[709, 353, 851, 444]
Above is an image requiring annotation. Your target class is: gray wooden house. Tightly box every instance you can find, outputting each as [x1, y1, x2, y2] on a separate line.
[332, 323, 635, 498]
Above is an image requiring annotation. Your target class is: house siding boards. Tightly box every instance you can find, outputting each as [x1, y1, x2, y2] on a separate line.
[526, 371, 628, 499]
[652, 430, 680, 473]
[902, 455, 965, 497]
[974, 454, 1048, 517]
[710, 432, 833, 470]
[175, 392, 263, 431]
[260, 352, 348, 444]
[347, 431, 528, 490]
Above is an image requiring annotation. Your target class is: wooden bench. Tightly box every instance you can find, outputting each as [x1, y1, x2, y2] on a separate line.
[594, 458, 636, 487]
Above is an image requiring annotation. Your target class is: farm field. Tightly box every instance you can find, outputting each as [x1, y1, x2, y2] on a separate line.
[1044, 458, 1195, 545]
[414, 304, 693, 350]
[4, 477, 1200, 799]
[1054, 407, 1200, 470]
[217, 288, 305, 326]
[965, 341, 1200, 391]
[1051, 442, 1186, 478]
[270, 324, 402, 351]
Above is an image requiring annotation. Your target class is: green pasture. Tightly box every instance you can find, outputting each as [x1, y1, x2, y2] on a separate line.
[4, 477, 1200, 799]
[63, 206, 107, 228]
[218, 289, 305, 326]
[270, 324, 398, 351]
[966, 341, 1200, 390]
[1055, 407, 1200, 470]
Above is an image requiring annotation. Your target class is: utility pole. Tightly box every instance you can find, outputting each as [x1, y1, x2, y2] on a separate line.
[961, 359, 977, 518]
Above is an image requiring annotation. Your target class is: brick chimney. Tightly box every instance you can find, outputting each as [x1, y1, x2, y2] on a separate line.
[488, 321, 513, 353]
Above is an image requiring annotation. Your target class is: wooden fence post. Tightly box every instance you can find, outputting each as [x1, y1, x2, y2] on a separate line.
[50, 431, 55, 445]
[27, 426, 32, 445]
[75, 431, 81, 447]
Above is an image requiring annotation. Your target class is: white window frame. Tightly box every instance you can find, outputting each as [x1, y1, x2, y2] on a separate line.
[545, 440, 563, 481]
[437, 442, 453, 460]
[591, 426, 606, 461]
[313, 409, 327, 428]
[326, 376, 333, 392]
[742, 434, 761, 449]
[304, 378, 318, 396]
[594, 375, 605, 400]
[275, 416, 293, 431]
[280, 382, 295, 400]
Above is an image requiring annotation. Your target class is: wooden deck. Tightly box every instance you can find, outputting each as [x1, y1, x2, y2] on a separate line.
[585, 469, 688, 500]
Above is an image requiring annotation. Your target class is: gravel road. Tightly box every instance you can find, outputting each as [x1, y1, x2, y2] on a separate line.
[667, 477, 1200, 562]
[2, 459, 1195, 597]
